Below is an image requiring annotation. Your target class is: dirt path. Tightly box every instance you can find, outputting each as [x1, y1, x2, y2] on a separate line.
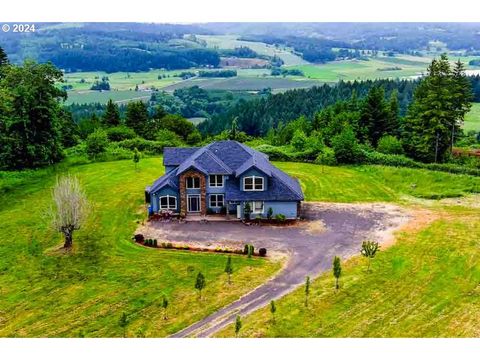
[139, 202, 412, 338]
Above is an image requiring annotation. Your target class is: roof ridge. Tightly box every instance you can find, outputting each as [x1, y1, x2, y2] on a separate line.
[203, 149, 233, 173]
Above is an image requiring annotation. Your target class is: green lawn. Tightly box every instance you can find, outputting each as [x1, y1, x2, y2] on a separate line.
[217, 213, 480, 337]
[1, 158, 479, 337]
[464, 103, 480, 133]
[0, 158, 280, 337]
[275, 162, 480, 202]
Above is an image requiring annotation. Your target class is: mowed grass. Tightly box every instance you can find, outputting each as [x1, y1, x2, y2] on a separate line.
[0, 158, 280, 337]
[217, 213, 480, 337]
[464, 103, 480, 132]
[275, 162, 480, 202]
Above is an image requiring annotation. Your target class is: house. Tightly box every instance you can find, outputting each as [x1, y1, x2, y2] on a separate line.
[145, 140, 304, 219]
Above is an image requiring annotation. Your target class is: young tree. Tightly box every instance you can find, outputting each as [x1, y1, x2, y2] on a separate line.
[195, 271, 206, 299]
[103, 99, 121, 127]
[161, 295, 169, 320]
[247, 244, 254, 259]
[361, 241, 380, 272]
[270, 300, 277, 324]
[133, 147, 141, 171]
[244, 202, 252, 221]
[119, 312, 129, 338]
[333, 256, 342, 290]
[235, 315, 242, 337]
[125, 100, 149, 136]
[50, 175, 90, 249]
[229, 117, 239, 140]
[224, 256, 233, 284]
[305, 276, 310, 307]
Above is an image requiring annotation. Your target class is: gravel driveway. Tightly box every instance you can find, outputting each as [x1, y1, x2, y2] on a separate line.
[138, 202, 410, 337]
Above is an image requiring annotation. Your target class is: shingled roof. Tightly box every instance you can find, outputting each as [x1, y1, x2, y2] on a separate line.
[149, 140, 304, 201]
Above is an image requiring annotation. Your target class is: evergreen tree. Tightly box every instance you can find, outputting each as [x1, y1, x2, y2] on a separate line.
[235, 315, 242, 337]
[0, 60, 66, 169]
[195, 271, 206, 299]
[0, 46, 8, 67]
[388, 89, 400, 137]
[333, 256, 341, 290]
[102, 99, 121, 127]
[403, 54, 472, 162]
[359, 86, 391, 146]
[451, 60, 473, 149]
[161, 295, 169, 320]
[305, 276, 310, 307]
[125, 100, 149, 136]
[224, 256, 233, 284]
[270, 300, 277, 324]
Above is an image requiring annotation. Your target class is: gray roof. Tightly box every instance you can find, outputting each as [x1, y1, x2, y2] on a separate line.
[148, 140, 304, 201]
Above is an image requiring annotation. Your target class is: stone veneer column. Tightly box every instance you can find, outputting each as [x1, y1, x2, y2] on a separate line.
[179, 170, 206, 217]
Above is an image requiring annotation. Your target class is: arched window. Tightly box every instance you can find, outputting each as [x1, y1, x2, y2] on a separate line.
[159, 195, 177, 210]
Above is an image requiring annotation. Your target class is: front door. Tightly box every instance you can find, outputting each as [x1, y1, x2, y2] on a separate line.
[187, 195, 201, 213]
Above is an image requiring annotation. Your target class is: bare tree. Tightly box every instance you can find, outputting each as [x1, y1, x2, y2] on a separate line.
[50, 175, 89, 248]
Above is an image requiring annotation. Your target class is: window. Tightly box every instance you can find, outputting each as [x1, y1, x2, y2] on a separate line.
[209, 175, 224, 187]
[186, 177, 200, 189]
[159, 195, 177, 210]
[209, 194, 225, 208]
[243, 176, 264, 191]
[247, 201, 264, 214]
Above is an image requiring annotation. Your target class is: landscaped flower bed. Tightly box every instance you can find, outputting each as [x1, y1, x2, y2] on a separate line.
[133, 233, 267, 257]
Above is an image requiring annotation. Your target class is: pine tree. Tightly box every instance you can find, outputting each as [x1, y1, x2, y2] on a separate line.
[304, 276, 310, 307]
[0, 46, 8, 67]
[270, 300, 277, 324]
[224, 256, 233, 284]
[235, 315, 242, 337]
[125, 101, 149, 136]
[333, 256, 341, 291]
[359, 86, 391, 146]
[450, 60, 473, 150]
[102, 99, 121, 127]
[388, 89, 400, 137]
[195, 272, 206, 299]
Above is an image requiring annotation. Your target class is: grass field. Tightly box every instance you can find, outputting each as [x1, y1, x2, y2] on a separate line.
[0, 158, 280, 337]
[275, 162, 480, 202]
[65, 90, 152, 105]
[1, 158, 479, 337]
[216, 211, 480, 337]
[464, 103, 480, 132]
[196, 35, 307, 67]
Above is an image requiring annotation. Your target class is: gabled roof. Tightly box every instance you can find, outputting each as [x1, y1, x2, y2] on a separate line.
[149, 140, 304, 202]
[163, 147, 200, 166]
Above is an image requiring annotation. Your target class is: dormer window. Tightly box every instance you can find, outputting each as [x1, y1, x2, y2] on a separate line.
[243, 176, 264, 191]
[209, 175, 224, 187]
[186, 177, 200, 189]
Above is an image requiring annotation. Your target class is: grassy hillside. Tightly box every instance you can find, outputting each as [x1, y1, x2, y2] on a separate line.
[464, 103, 480, 132]
[0, 158, 280, 337]
[216, 212, 480, 337]
[1, 158, 479, 337]
[275, 162, 480, 202]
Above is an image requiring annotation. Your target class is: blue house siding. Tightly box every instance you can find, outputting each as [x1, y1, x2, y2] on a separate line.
[151, 187, 179, 213]
[206, 175, 228, 193]
[238, 201, 298, 219]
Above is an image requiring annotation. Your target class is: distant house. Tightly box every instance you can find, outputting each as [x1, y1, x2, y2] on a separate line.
[145, 140, 304, 219]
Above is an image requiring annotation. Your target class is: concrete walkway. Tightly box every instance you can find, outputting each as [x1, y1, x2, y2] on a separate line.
[139, 202, 410, 338]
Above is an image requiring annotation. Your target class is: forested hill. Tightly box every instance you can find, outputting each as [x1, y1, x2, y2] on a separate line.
[1, 23, 220, 72]
[199, 79, 418, 136]
[199, 76, 480, 137]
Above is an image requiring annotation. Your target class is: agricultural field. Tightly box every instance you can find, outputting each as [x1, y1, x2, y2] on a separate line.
[196, 34, 307, 66]
[464, 103, 480, 132]
[65, 90, 152, 105]
[286, 55, 477, 82]
[0, 158, 280, 337]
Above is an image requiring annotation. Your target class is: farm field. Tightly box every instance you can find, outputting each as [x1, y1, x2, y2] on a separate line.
[216, 209, 480, 337]
[196, 34, 307, 66]
[464, 103, 480, 132]
[0, 158, 280, 337]
[162, 76, 322, 92]
[1, 158, 479, 337]
[65, 90, 152, 105]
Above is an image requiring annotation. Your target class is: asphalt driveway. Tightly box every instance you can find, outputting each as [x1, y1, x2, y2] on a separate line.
[138, 202, 410, 337]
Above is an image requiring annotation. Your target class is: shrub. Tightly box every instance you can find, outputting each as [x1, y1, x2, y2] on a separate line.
[267, 207, 273, 220]
[116, 138, 165, 154]
[331, 126, 363, 164]
[85, 129, 108, 159]
[291, 129, 307, 151]
[153, 239, 158, 247]
[377, 135, 404, 155]
[243, 244, 249, 254]
[155, 129, 184, 146]
[106, 126, 136, 142]
[275, 214, 286, 222]
[105, 145, 134, 160]
[315, 146, 337, 166]
[259, 248, 267, 257]
[134, 234, 144, 243]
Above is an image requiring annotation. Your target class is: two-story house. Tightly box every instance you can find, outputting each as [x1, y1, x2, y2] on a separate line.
[145, 140, 304, 219]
